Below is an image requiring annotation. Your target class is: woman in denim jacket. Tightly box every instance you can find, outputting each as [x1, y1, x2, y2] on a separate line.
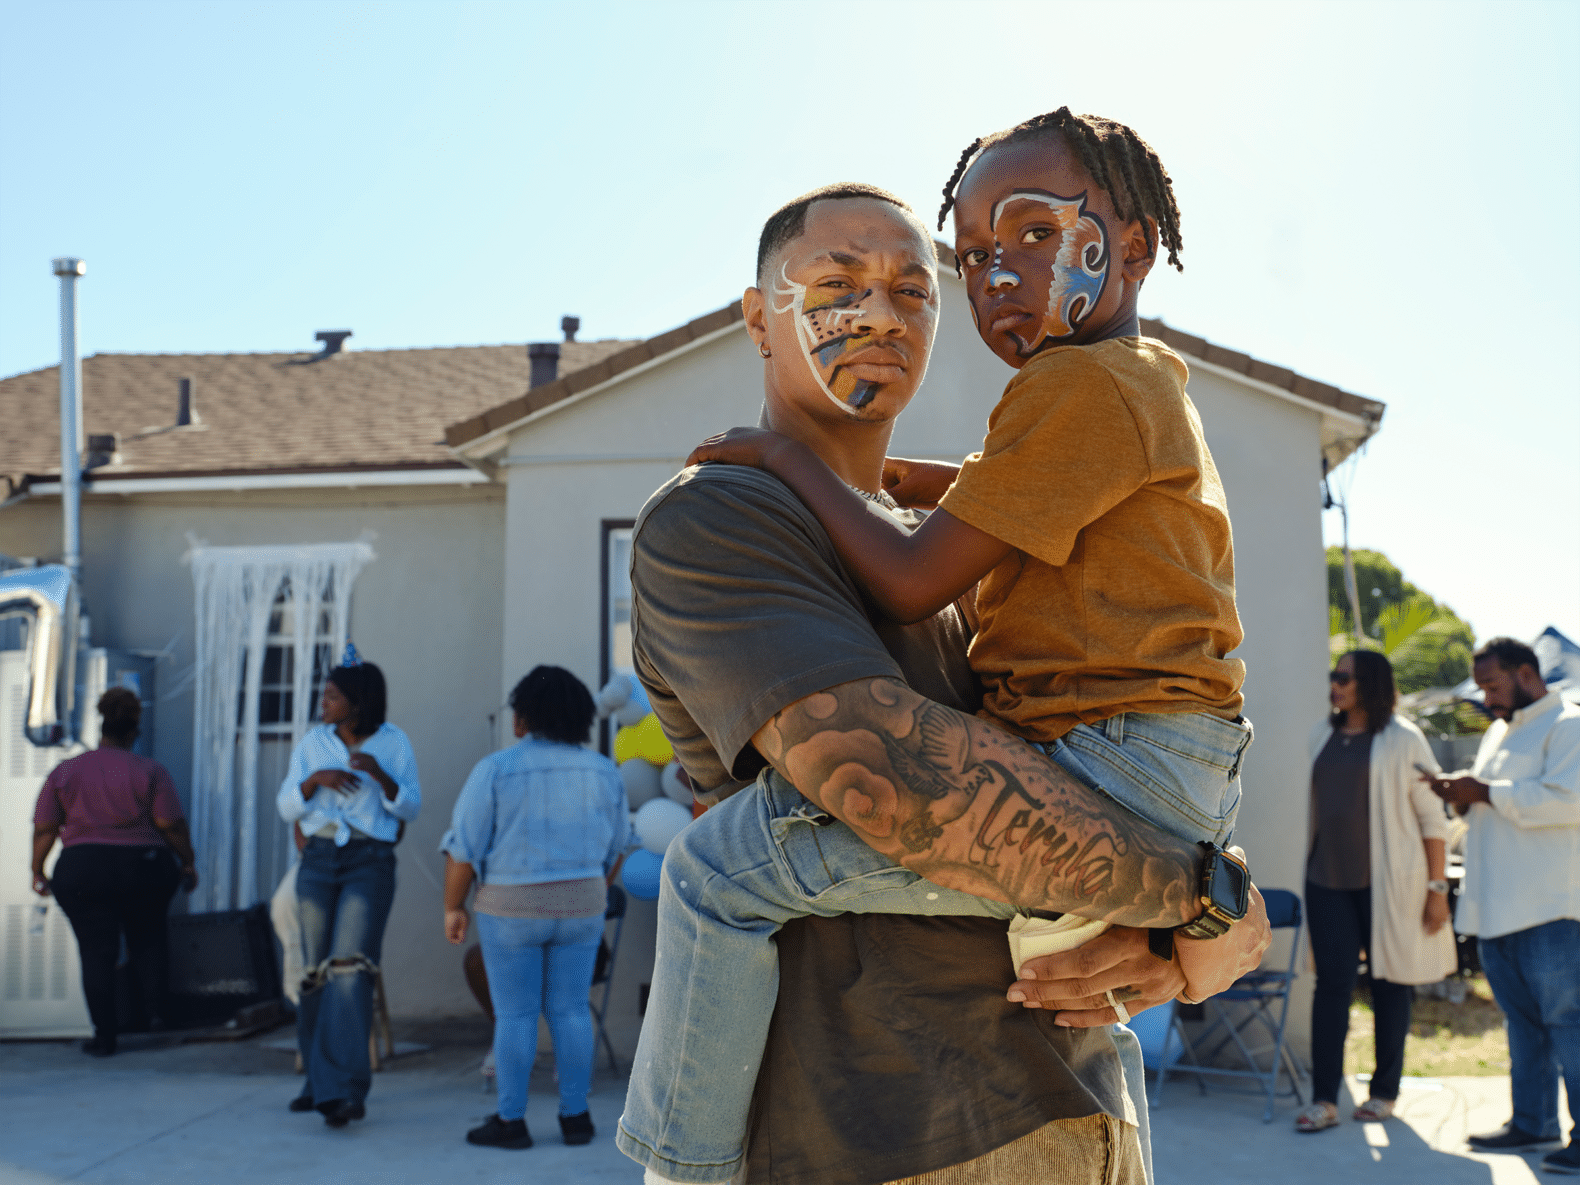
[441, 666, 631, 1150]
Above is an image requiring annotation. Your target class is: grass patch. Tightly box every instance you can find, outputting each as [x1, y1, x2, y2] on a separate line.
[1344, 974, 1510, 1078]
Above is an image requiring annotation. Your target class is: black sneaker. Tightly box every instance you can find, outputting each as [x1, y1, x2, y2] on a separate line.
[1542, 1143, 1580, 1175]
[287, 1093, 316, 1113]
[466, 1114, 532, 1149]
[80, 1038, 116, 1058]
[1469, 1123, 1560, 1151]
[559, 1111, 595, 1145]
[318, 1099, 365, 1129]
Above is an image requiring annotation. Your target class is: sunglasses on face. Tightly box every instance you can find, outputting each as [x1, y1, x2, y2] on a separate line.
[1328, 671, 1354, 686]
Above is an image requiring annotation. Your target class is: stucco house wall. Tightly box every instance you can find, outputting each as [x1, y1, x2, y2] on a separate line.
[0, 483, 505, 1017]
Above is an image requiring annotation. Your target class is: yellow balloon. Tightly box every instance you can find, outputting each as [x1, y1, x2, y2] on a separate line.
[634, 712, 674, 766]
[613, 724, 643, 766]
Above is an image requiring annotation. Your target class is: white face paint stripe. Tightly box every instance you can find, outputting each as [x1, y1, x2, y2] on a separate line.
[771, 262, 870, 417]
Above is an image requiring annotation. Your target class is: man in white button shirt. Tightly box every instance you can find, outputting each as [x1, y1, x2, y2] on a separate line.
[1428, 637, 1580, 1174]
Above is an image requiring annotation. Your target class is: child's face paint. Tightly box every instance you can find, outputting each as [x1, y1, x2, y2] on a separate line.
[772, 267, 885, 414]
[951, 140, 1129, 368]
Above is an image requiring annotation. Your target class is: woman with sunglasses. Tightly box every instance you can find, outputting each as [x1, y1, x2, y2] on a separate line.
[1295, 650, 1458, 1133]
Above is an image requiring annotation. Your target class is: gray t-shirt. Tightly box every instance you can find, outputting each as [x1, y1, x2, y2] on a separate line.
[632, 464, 1130, 1185]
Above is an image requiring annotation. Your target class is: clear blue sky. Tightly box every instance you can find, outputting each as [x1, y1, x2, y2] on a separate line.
[3, 0, 1576, 646]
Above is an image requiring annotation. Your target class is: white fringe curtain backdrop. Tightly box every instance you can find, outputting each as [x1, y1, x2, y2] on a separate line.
[188, 540, 374, 912]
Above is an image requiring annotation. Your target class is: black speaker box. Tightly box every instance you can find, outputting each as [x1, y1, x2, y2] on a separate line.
[165, 904, 282, 1028]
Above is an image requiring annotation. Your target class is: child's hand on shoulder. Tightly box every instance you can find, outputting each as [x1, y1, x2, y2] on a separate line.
[688, 427, 798, 473]
[882, 457, 959, 509]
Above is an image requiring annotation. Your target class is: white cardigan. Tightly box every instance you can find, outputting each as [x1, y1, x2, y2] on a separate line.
[1307, 715, 1459, 985]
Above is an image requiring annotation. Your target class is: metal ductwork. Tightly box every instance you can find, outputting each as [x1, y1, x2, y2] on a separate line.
[0, 565, 79, 746]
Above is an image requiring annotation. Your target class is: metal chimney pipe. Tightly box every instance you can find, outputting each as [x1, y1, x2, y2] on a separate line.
[51, 258, 85, 584]
[528, 342, 560, 389]
[177, 376, 194, 426]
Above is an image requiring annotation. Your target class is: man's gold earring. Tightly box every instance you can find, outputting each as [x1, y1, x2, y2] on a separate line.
[758, 344, 772, 359]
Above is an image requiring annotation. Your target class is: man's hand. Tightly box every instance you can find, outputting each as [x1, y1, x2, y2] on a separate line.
[445, 907, 470, 945]
[1423, 890, 1451, 935]
[1426, 773, 1490, 815]
[1176, 884, 1270, 1003]
[881, 457, 960, 510]
[1006, 925, 1185, 1025]
[30, 872, 50, 898]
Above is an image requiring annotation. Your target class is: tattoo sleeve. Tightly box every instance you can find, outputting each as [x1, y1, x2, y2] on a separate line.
[752, 677, 1203, 927]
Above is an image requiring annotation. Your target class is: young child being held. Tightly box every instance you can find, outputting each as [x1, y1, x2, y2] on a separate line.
[625, 110, 1253, 1185]
[693, 106, 1252, 877]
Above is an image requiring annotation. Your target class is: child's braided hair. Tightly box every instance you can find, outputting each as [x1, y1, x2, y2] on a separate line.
[937, 107, 1184, 272]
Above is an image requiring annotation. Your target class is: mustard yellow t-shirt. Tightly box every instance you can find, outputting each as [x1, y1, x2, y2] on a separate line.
[938, 336, 1245, 743]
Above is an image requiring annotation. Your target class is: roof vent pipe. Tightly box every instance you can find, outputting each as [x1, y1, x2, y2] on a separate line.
[51, 257, 85, 585]
[528, 342, 560, 388]
[177, 376, 198, 426]
[561, 316, 579, 343]
[314, 330, 352, 356]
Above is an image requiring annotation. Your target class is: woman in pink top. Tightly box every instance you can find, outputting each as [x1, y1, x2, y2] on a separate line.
[31, 687, 197, 1056]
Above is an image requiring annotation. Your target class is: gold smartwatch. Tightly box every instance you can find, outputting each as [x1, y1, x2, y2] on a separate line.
[1175, 843, 1251, 939]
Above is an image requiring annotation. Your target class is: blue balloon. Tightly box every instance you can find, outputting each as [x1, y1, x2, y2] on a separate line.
[621, 848, 663, 901]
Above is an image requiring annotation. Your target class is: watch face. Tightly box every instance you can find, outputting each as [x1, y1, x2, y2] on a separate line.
[1208, 853, 1249, 917]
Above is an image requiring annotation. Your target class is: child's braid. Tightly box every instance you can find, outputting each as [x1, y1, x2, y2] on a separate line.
[936, 108, 1184, 271]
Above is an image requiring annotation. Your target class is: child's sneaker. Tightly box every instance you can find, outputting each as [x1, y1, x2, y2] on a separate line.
[559, 1111, 595, 1145]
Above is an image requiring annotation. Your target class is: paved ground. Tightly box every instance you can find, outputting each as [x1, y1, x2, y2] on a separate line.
[0, 1021, 1570, 1184]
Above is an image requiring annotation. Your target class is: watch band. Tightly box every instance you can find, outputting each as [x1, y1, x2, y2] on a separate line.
[1174, 843, 1250, 940]
[1426, 879, 1449, 895]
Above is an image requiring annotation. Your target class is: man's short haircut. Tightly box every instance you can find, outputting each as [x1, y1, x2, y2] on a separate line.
[1474, 636, 1541, 676]
[756, 183, 933, 287]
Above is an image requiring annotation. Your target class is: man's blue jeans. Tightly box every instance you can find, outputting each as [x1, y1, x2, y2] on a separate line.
[476, 911, 604, 1122]
[1479, 918, 1580, 1140]
[295, 837, 397, 1107]
[616, 711, 1249, 1183]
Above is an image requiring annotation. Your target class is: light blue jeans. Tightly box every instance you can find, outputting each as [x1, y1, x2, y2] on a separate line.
[295, 837, 397, 1107]
[616, 710, 1251, 1184]
[477, 911, 605, 1121]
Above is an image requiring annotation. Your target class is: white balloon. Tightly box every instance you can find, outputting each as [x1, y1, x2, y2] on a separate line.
[660, 761, 692, 805]
[620, 758, 662, 809]
[596, 677, 633, 716]
[634, 798, 693, 855]
[614, 698, 649, 728]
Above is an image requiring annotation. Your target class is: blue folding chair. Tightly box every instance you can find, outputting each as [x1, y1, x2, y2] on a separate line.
[1157, 888, 1310, 1122]
[591, 883, 628, 1072]
[1129, 999, 1201, 1107]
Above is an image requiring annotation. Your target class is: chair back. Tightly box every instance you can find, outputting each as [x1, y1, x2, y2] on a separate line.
[1127, 1002, 1182, 1070]
[606, 882, 627, 920]
[1261, 888, 1301, 930]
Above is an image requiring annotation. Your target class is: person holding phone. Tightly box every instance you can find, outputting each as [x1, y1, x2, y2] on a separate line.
[276, 651, 420, 1128]
[1295, 649, 1457, 1132]
[30, 687, 197, 1056]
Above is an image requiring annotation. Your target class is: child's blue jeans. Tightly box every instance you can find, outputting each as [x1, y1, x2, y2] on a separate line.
[616, 710, 1251, 1184]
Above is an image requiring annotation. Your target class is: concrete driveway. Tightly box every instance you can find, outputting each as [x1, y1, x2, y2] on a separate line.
[0, 1022, 1568, 1184]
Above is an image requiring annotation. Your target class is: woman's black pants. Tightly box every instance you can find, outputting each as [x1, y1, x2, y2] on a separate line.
[51, 844, 182, 1046]
[1305, 881, 1414, 1103]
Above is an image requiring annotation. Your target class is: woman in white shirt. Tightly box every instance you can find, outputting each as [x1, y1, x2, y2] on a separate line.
[1295, 649, 1456, 1133]
[276, 655, 420, 1128]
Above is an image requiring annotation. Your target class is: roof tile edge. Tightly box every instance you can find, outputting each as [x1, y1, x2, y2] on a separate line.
[445, 301, 745, 450]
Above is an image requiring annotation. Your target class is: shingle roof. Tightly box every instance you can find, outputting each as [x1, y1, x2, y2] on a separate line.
[0, 339, 636, 495]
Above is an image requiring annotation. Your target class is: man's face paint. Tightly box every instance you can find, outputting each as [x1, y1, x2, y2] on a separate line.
[967, 189, 1110, 357]
[772, 264, 882, 414]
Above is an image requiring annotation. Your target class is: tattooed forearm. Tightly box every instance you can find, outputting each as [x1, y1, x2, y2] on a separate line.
[751, 677, 1203, 928]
